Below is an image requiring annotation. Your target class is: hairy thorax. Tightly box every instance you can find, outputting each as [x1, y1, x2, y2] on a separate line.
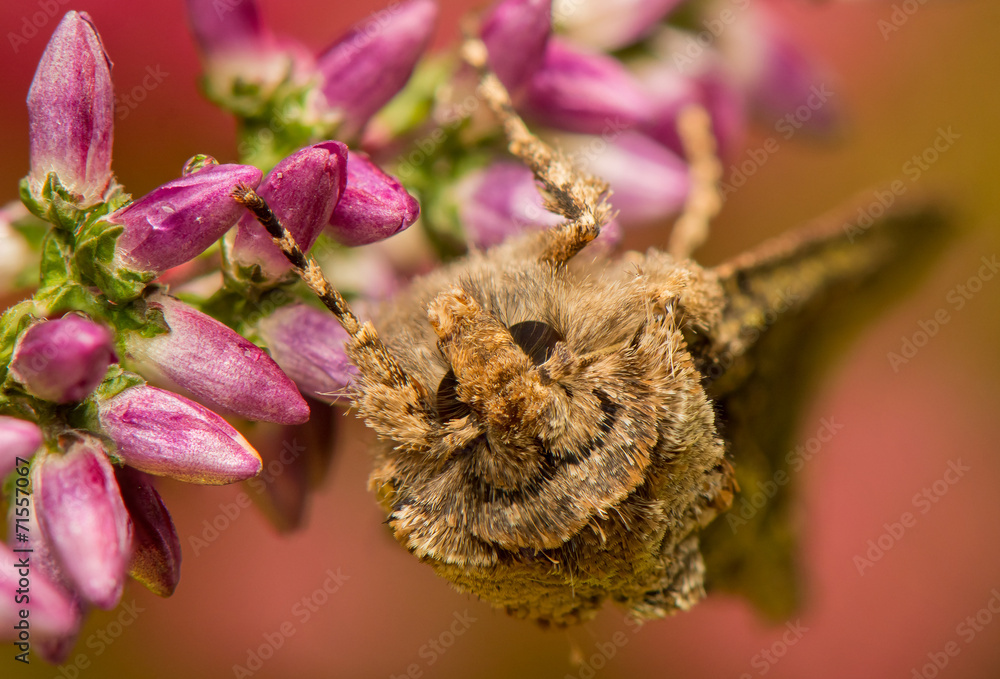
[362, 234, 735, 625]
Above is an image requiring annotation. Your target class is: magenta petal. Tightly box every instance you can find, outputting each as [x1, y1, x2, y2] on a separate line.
[8, 315, 115, 404]
[110, 163, 263, 274]
[185, 0, 270, 57]
[257, 304, 356, 403]
[0, 417, 42, 477]
[555, 0, 683, 51]
[327, 151, 420, 246]
[728, 6, 838, 135]
[27, 11, 114, 207]
[241, 422, 311, 533]
[99, 385, 263, 484]
[231, 141, 347, 277]
[482, 0, 551, 92]
[454, 161, 562, 248]
[638, 59, 746, 163]
[317, 0, 437, 138]
[558, 131, 689, 226]
[114, 466, 181, 597]
[0, 541, 79, 640]
[522, 38, 654, 134]
[125, 293, 309, 424]
[34, 439, 132, 610]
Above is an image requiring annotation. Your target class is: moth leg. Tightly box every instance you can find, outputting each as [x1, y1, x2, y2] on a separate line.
[233, 186, 435, 440]
[460, 38, 613, 266]
[668, 105, 722, 260]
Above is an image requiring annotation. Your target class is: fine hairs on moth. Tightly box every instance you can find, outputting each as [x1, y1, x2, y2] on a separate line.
[234, 36, 950, 625]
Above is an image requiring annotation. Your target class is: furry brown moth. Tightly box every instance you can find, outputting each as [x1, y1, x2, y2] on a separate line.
[234, 38, 950, 627]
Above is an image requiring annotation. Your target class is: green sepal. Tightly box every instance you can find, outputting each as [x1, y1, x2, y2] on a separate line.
[0, 300, 41, 389]
[75, 217, 154, 304]
[35, 226, 101, 316]
[198, 283, 295, 339]
[69, 364, 146, 436]
[36, 228, 74, 291]
[19, 173, 88, 232]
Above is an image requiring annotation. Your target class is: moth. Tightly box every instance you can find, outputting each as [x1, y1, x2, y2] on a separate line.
[236, 39, 950, 627]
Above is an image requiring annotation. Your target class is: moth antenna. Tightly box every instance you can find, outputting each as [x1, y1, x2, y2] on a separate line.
[232, 185, 421, 397]
[460, 37, 614, 266]
[668, 104, 722, 260]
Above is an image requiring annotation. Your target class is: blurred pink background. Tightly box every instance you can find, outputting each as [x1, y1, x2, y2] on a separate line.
[2, 0, 999, 678]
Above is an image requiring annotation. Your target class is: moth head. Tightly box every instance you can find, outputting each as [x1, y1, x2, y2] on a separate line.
[363, 254, 725, 568]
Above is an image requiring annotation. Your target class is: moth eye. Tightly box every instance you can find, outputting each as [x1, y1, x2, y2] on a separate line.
[508, 320, 563, 366]
[436, 369, 471, 423]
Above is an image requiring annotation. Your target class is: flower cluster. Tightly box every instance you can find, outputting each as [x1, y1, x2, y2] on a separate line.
[1, 7, 424, 661]
[448, 0, 836, 243]
[1, 0, 839, 664]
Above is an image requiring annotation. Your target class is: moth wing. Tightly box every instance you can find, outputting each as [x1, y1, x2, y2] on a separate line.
[691, 198, 952, 619]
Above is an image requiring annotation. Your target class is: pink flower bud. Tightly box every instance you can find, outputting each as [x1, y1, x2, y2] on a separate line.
[256, 304, 356, 403]
[723, 6, 838, 135]
[0, 417, 42, 477]
[454, 161, 562, 248]
[34, 438, 132, 610]
[230, 141, 347, 278]
[114, 466, 181, 597]
[0, 541, 79, 641]
[8, 315, 115, 404]
[634, 52, 746, 162]
[185, 0, 270, 58]
[109, 163, 263, 274]
[327, 151, 419, 246]
[317, 0, 437, 138]
[553, 130, 689, 226]
[482, 0, 551, 93]
[124, 293, 309, 424]
[521, 38, 655, 134]
[27, 11, 114, 207]
[98, 385, 263, 485]
[0, 202, 31, 292]
[240, 422, 311, 532]
[454, 160, 622, 249]
[553, 0, 683, 51]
